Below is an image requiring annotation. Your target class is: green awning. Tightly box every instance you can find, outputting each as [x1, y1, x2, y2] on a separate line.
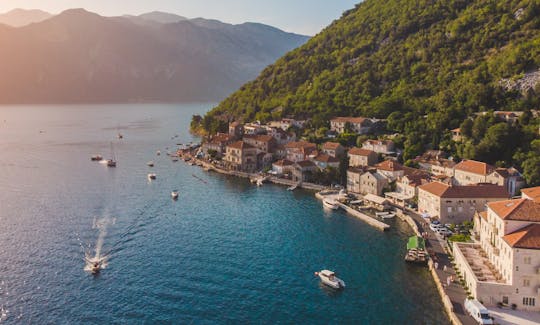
[407, 236, 425, 250]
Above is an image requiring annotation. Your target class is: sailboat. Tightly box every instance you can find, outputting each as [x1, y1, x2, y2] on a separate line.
[106, 142, 117, 167]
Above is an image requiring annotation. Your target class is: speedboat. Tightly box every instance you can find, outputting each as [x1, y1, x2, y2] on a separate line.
[147, 173, 156, 180]
[147, 161, 154, 167]
[90, 261, 101, 274]
[117, 133, 123, 139]
[106, 159, 117, 167]
[315, 270, 345, 289]
[156, 150, 161, 156]
[91, 155, 103, 161]
[323, 198, 338, 210]
[171, 191, 179, 200]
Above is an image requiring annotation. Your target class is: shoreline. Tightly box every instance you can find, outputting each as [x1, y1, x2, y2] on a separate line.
[183, 151, 462, 325]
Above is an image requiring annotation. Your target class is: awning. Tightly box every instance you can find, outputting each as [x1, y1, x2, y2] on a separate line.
[407, 236, 426, 250]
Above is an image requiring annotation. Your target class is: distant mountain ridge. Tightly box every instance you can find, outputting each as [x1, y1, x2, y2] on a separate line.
[0, 8, 309, 103]
[0, 9, 52, 27]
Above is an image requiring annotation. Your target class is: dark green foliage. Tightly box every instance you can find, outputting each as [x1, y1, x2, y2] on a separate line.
[201, 0, 540, 184]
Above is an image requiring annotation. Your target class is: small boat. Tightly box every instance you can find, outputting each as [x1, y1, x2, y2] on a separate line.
[172, 158, 179, 162]
[171, 191, 179, 200]
[147, 161, 154, 167]
[405, 236, 428, 264]
[117, 133, 123, 139]
[90, 261, 101, 274]
[375, 211, 389, 217]
[90, 155, 103, 161]
[106, 159, 117, 167]
[147, 173, 156, 180]
[380, 212, 396, 219]
[323, 198, 339, 210]
[315, 270, 345, 289]
[156, 150, 161, 156]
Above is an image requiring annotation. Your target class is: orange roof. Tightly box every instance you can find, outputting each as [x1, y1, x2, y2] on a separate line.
[284, 141, 316, 149]
[451, 128, 461, 132]
[503, 224, 540, 250]
[376, 160, 403, 172]
[296, 160, 316, 168]
[244, 134, 274, 142]
[419, 182, 508, 198]
[478, 211, 488, 221]
[364, 139, 394, 146]
[322, 142, 342, 150]
[455, 160, 494, 175]
[227, 141, 255, 150]
[522, 186, 540, 203]
[488, 199, 540, 222]
[348, 147, 375, 156]
[330, 116, 367, 124]
[314, 154, 339, 163]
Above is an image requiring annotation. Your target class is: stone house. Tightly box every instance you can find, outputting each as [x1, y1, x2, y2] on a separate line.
[417, 182, 509, 224]
[453, 197, 540, 311]
[321, 142, 345, 158]
[243, 134, 276, 154]
[285, 141, 317, 162]
[346, 168, 388, 196]
[453, 160, 496, 185]
[224, 141, 258, 172]
[292, 160, 317, 182]
[330, 117, 372, 134]
[362, 139, 395, 154]
[272, 159, 294, 175]
[348, 147, 378, 167]
[313, 154, 340, 170]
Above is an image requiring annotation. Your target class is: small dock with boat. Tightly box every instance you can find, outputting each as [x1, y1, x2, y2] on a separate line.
[315, 191, 390, 231]
[405, 236, 428, 264]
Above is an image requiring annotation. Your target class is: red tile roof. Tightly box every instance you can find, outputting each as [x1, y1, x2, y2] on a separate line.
[244, 134, 274, 142]
[314, 154, 340, 163]
[522, 186, 540, 203]
[296, 160, 316, 168]
[348, 147, 375, 156]
[455, 160, 494, 175]
[419, 182, 509, 198]
[503, 224, 540, 250]
[284, 141, 316, 149]
[322, 142, 343, 150]
[488, 199, 540, 222]
[478, 211, 488, 221]
[227, 141, 255, 150]
[376, 160, 403, 172]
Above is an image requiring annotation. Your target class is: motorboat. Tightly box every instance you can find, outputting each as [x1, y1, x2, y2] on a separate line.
[90, 261, 101, 274]
[172, 158, 179, 162]
[147, 173, 157, 180]
[90, 155, 103, 161]
[106, 159, 117, 167]
[380, 212, 396, 219]
[315, 270, 346, 289]
[156, 150, 161, 156]
[147, 161, 154, 167]
[323, 198, 339, 210]
[171, 191, 179, 200]
[117, 133, 123, 139]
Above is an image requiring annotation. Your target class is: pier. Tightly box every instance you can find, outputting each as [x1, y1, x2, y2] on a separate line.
[315, 192, 390, 231]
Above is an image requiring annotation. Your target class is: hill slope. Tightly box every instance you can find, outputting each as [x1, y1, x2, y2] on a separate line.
[0, 9, 309, 103]
[0, 8, 52, 27]
[206, 0, 539, 125]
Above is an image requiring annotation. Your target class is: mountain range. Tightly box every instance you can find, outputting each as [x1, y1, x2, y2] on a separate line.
[0, 9, 309, 103]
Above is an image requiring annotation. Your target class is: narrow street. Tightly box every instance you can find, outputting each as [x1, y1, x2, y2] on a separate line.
[407, 210, 477, 325]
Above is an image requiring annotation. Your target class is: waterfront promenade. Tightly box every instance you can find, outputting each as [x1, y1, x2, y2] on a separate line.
[407, 209, 476, 325]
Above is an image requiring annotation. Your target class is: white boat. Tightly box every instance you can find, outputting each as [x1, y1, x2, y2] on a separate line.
[323, 198, 339, 210]
[375, 211, 389, 217]
[106, 142, 117, 167]
[156, 150, 161, 156]
[147, 161, 154, 167]
[171, 191, 179, 200]
[90, 154, 103, 161]
[315, 270, 346, 289]
[380, 212, 396, 219]
[147, 173, 156, 180]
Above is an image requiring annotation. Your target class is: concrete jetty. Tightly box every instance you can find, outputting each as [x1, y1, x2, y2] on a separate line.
[315, 192, 390, 231]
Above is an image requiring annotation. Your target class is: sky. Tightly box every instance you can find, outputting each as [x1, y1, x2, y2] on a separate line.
[0, 0, 359, 35]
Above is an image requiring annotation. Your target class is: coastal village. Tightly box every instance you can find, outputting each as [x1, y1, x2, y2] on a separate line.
[183, 114, 540, 324]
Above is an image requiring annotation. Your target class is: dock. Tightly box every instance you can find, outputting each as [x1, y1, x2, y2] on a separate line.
[315, 192, 390, 231]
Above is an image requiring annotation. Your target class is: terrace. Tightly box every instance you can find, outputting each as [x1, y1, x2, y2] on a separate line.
[455, 243, 506, 284]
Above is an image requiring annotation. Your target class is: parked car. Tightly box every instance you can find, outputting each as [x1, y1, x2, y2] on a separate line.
[437, 228, 453, 237]
[464, 299, 494, 324]
[430, 222, 444, 232]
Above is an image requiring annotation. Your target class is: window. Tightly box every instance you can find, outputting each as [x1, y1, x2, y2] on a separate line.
[523, 297, 536, 306]
[503, 296, 509, 304]
[523, 279, 530, 287]
[524, 257, 531, 264]
[516, 266, 519, 272]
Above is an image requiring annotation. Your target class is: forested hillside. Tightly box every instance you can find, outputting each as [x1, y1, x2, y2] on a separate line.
[198, 0, 540, 184]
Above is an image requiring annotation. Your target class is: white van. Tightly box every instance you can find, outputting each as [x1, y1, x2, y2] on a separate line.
[464, 299, 494, 324]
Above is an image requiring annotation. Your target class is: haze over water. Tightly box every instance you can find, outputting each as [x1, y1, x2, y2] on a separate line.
[0, 104, 449, 324]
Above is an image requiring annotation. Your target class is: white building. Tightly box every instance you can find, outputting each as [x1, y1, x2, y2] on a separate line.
[453, 197, 540, 311]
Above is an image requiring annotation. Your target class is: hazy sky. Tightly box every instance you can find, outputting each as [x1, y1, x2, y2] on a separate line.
[0, 0, 359, 35]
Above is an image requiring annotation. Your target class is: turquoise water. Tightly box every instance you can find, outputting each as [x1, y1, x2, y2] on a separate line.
[0, 104, 449, 324]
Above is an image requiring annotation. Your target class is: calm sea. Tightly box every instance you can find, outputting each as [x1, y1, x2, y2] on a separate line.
[0, 104, 449, 324]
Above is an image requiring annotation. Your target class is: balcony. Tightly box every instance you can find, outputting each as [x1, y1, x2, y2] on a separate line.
[493, 247, 500, 256]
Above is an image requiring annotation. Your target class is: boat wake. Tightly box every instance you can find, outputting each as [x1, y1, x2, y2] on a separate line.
[83, 217, 116, 274]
